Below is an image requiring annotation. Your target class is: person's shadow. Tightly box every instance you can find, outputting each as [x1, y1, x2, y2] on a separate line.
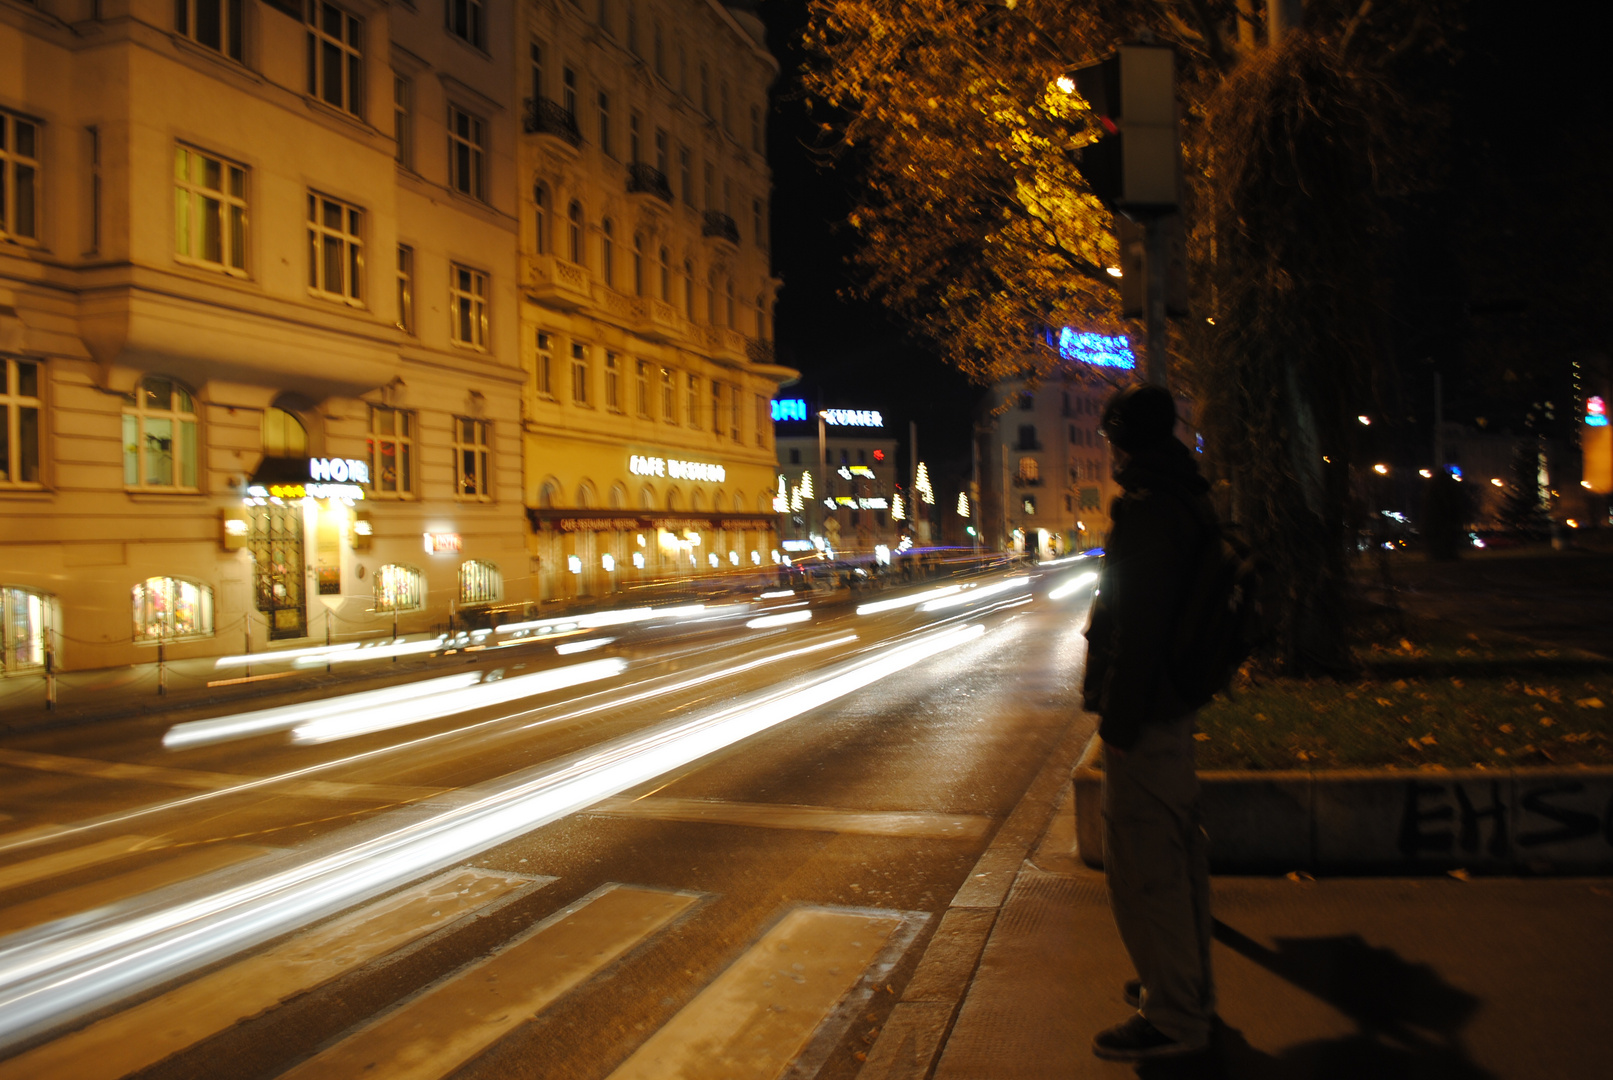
[1134, 921, 1494, 1079]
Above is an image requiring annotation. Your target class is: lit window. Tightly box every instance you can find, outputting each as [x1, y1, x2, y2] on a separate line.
[1017, 457, 1039, 483]
[605, 352, 621, 411]
[393, 76, 413, 168]
[122, 377, 198, 490]
[0, 111, 40, 243]
[133, 577, 214, 642]
[449, 263, 487, 349]
[446, 0, 483, 48]
[1, 587, 51, 671]
[262, 406, 307, 458]
[1, 357, 42, 486]
[598, 91, 612, 157]
[454, 416, 491, 499]
[374, 564, 424, 612]
[366, 404, 415, 497]
[307, 192, 364, 304]
[459, 560, 502, 605]
[661, 368, 675, 423]
[176, 0, 243, 62]
[571, 342, 590, 405]
[447, 105, 485, 200]
[636, 360, 650, 417]
[536, 331, 555, 398]
[396, 244, 414, 332]
[174, 146, 247, 274]
[307, 2, 364, 116]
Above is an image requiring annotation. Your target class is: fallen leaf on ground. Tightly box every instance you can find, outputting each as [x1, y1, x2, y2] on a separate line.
[1448, 868, 1471, 882]
[1576, 697, 1605, 709]
[1375, 698, 1394, 707]
[1286, 871, 1315, 883]
[1499, 723, 1514, 733]
[1539, 717, 1555, 727]
[1193, 732, 1210, 741]
[1419, 733, 1438, 745]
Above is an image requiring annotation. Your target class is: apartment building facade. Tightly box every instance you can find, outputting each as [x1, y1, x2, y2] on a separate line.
[1, 0, 529, 673]
[516, 0, 795, 599]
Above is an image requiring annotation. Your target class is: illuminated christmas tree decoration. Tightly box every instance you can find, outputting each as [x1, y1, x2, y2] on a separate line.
[916, 463, 935, 504]
[891, 493, 906, 521]
[956, 492, 970, 517]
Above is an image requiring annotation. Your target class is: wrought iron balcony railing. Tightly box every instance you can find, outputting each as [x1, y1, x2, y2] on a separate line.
[745, 337, 775, 364]
[626, 163, 673, 203]
[701, 210, 740, 245]
[524, 97, 582, 146]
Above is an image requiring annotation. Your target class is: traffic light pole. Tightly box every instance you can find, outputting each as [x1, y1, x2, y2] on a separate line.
[1144, 216, 1170, 389]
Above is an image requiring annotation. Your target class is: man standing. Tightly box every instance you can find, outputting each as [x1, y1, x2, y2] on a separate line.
[1083, 383, 1217, 1061]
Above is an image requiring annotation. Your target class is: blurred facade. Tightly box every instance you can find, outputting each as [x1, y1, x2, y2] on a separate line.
[517, 0, 794, 599]
[774, 411, 899, 559]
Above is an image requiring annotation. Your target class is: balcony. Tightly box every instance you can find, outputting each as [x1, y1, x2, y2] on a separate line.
[701, 210, 740, 246]
[630, 296, 686, 343]
[702, 325, 749, 363]
[524, 97, 582, 148]
[626, 163, 673, 204]
[745, 337, 775, 365]
[522, 253, 593, 310]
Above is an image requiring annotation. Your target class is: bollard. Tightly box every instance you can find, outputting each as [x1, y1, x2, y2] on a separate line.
[157, 636, 166, 696]
[244, 616, 252, 679]
[44, 644, 56, 711]
[326, 614, 333, 674]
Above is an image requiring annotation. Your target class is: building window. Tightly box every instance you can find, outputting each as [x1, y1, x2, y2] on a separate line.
[754, 394, 766, 447]
[1017, 456, 1039, 483]
[601, 217, 615, 286]
[1, 358, 42, 487]
[661, 368, 675, 423]
[446, 0, 483, 48]
[720, 80, 731, 132]
[1017, 391, 1033, 410]
[703, 160, 714, 211]
[447, 105, 485, 200]
[1, 587, 51, 672]
[449, 263, 487, 349]
[686, 373, 699, 430]
[605, 352, 621, 411]
[730, 383, 740, 441]
[533, 183, 549, 254]
[86, 125, 100, 254]
[529, 41, 545, 100]
[374, 564, 424, 612]
[710, 379, 721, 440]
[176, 0, 243, 62]
[653, 21, 665, 78]
[307, 2, 364, 117]
[567, 201, 583, 263]
[725, 278, 735, 328]
[262, 407, 307, 458]
[366, 405, 415, 497]
[571, 342, 590, 405]
[751, 104, 763, 153]
[536, 331, 554, 397]
[1022, 496, 1037, 516]
[562, 67, 577, 117]
[454, 416, 491, 499]
[682, 260, 694, 319]
[659, 246, 671, 301]
[699, 61, 710, 114]
[133, 576, 214, 642]
[655, 127, 668, 173]
[628, 112, 641, 164]
[307, 192, 364, 304]
[459, 560, 501, 605]
[597, 91, 612, 157]
[706, 269, 716, 324]
[632, 233, 644, 295]
[0, 111, 40, 243]
[393, 76, 413, 168]
[122, 377, 198, 490]
[396, 244, 414, 332]
[625, 1, 638, 53]
[789, 448, 800, 465]
[753, 199, 767, 250]
[679, 146, 692, 206]
[636, 359, 650, 417]
[1016, 424, 1039, 451]
[174, 146, 246, 274]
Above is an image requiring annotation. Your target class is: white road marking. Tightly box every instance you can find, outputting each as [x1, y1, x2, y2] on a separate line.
[0, 867, 538, 1080]
[588, 797, 993, 841]
[607, 906, 905, 1080]
[277, 884, 700, 1080]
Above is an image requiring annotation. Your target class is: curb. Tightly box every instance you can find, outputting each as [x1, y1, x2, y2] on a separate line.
[1072, 735, 1613, 874]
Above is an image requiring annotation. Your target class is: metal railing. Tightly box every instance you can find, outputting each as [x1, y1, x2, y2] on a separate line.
[701, 210, 739, 244]
[524, 97, 582, 146]
[626, 163, 673, 203]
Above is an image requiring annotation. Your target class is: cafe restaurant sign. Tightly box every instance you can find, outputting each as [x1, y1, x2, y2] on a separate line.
[629, 454, 726, 483]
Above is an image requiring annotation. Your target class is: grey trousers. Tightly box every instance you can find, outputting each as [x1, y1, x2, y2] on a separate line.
[1102, 715, 1215, 1043]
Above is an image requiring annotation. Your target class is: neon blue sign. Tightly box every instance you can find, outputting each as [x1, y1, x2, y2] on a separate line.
[771, 398, 808, 422]
[1058, 329, 1135, 370]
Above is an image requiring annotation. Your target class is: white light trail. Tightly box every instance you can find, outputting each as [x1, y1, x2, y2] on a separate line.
[0, 624, 981, 1052]
[758, 590, 796, 599]
[1048, 571, 1100, 601]
[555, 637, 615, 655]
[745, 610, 812, 629]
[212, 641, 364, 669]
[289, 659, 627, 744]
[495, 604, 707, 635]
[917, 577, 1030, 612]
[293, 637, 446, 666]
[855, 583, 963, 616]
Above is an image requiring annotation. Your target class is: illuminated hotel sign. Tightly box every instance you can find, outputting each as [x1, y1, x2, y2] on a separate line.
[310, 457, 370, 483]
[629, 454, 727, 483]
[822, 409, 883, 428]
[1058, 329, 1136, 370]
[247, 457, 370, 501]
[423, 532, 463, 553]
[771, 398, 809, 422]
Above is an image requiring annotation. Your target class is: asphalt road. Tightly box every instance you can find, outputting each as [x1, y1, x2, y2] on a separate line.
[0, 562, 1101, 1080]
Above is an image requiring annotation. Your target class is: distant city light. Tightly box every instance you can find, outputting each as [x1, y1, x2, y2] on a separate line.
[772, 398, 809, 422]
[1358, 415, 1372, 426]
[1057, 329, 1135, 370]
[1055, 75, 1076, 94]
[1588, 396, 1608, 427]
[1419, 469, 1433, 478]
[1373, 464, 1389, 475]
[1105, 266, 1122, 278]
[1491, 478, 1504, 487]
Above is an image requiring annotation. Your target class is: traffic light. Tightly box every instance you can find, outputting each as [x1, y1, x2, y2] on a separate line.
[1072, 46, 1179, 215]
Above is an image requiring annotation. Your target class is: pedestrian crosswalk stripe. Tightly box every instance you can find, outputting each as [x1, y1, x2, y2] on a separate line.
[0, 867, 542, 1080]
[0, 842, 273, 937]
[0, 835, 172, 895]
[606, 906, 906, 1080]
[588, 796, 994, 841]
[276, 883, 701, 1080]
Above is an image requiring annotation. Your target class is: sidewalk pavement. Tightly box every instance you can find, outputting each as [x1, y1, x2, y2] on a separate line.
[858, 726, 1613, 1080]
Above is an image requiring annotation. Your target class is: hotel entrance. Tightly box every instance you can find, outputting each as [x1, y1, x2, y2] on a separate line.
[249, 503, 307, 640]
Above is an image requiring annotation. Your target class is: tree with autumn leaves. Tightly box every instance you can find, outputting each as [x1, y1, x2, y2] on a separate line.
[801, 0, 1462, 672]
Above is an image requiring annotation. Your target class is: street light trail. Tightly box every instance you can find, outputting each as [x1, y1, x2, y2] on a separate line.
[1048, 571, 1099, 601]
[917, 577, 1030, 612]
[855, 584, 963, 616]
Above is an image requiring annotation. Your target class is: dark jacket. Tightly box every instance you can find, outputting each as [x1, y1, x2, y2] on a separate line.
[1082, 438, 1214, 749]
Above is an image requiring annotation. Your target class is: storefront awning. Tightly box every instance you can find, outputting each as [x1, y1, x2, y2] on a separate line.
[526, 509, 780, 533]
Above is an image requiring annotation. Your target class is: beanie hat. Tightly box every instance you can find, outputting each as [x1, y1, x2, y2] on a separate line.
[1099, 384, 1178, 453]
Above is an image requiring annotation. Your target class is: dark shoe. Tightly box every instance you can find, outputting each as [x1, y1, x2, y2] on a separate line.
[1124, 978, 1142, 1008]
[1092, 1015, 1207, 1061]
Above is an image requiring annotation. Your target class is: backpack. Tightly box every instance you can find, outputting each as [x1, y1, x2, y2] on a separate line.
[1168, 505, 1266, 709]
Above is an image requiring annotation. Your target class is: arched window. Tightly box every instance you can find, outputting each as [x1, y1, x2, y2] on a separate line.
[610, 482, 628, 509]
[459, 560, 502, 605]
[666, 487, 682, 512]
[123, 377, 199, 490]
[576, 480, 596, 508]
[262, 407, 307, 458]
[567, 201, 583, 264]
[374, 564, 425, 612]
[133, 576, 214, 641]
[659, 246, 671, 300]
[601, 217, 615, 285]
[638, 483, 656, 510]
[1, 586, 54, 672]
[632, 233, 645, 296]
[533, 183, 550, 254]
[690, 489, 706, 512]
[537, 479, 559, 508]
[713, 490, 727, 511]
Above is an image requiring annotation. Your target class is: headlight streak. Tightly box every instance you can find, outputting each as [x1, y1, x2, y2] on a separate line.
[212, 641, 365, 669]
[916, 577, 1030, 613]
[744, 610, 812, 630]
[1048, 571, 1100, 601]
[0, 623, 983, 1051]
[288, 659, 628, 745]
[292, 637, 446, 667]
[855, 584, 963, 616]
[555, 638, 615, 655]
[496, 604, 707, 635]
[758, 590, 796, 599]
